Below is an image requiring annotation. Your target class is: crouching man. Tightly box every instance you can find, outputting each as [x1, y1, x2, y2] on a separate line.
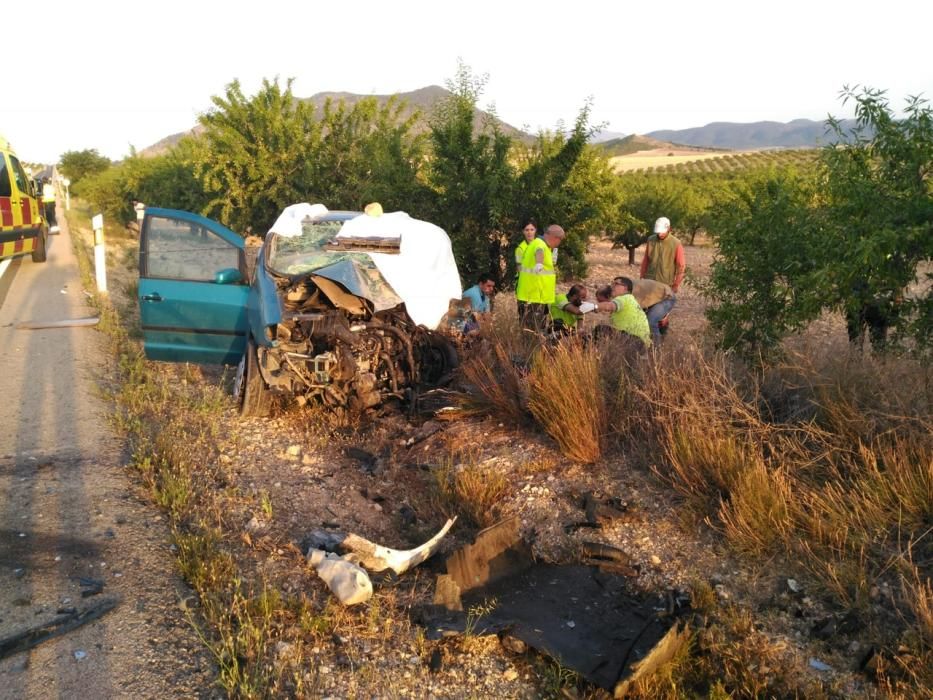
[616, 276, 676, 345]
[549, 284, 588, 335]
[594, 277, 651, 349]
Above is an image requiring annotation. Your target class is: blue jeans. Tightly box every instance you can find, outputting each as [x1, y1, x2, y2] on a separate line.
[646, 295, 676, 344]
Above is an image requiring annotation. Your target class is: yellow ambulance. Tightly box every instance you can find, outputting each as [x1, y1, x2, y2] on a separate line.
[0, 135, 47, 263]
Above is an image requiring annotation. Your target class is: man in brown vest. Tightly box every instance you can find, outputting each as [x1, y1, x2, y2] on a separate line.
[640, 216, 685, 292]
[639, 216, 685, 337]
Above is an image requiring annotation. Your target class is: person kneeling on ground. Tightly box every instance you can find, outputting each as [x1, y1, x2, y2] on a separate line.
[594, 278, 651, 349]
[461, 273, 495, 335]
[549, 284, 589, 335]
[616, 276, 676, 345]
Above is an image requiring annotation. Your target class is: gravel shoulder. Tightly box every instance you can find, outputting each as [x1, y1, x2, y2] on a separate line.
[0, 207, 214, 699]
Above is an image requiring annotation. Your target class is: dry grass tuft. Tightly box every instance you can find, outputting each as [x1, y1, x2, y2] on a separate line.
[528, 340, 608, 464]
[432, 456, 509, 529]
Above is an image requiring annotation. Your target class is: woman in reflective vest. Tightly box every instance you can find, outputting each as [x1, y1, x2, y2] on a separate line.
[516, 224, 564, 330]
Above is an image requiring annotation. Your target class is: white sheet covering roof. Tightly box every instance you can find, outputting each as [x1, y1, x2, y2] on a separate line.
[268, 203, 329, 237]
[337, 211, 462, 329]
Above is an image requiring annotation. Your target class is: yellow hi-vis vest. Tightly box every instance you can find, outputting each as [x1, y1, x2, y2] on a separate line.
[516, 238, 556, 304]
[42, 182, 56, 202]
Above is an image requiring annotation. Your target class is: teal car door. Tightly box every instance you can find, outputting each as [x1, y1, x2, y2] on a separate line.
[139, 208, 249, 364]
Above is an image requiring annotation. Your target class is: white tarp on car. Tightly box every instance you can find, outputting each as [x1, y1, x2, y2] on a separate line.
[336, 211, 462, 329]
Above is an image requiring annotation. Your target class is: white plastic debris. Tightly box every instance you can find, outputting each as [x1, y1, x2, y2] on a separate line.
[340, 517, 457, 575]
[308, 550, 373, 606]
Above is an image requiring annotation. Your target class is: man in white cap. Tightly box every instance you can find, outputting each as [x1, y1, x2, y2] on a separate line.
[640, 216, 685, 293]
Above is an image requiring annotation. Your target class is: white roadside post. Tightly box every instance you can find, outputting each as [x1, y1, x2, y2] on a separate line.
[63, 178, 71, 210]
[134, 202, 146, 235]
[92, 213, 107, 294]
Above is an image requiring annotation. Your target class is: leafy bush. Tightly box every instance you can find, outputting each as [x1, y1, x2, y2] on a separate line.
[703, 87, 933, 357]
[80, 145, 208, 226]
[59, 148, 111, 186]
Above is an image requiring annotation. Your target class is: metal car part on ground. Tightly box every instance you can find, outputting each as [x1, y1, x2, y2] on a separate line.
[136, 205, 461, 416]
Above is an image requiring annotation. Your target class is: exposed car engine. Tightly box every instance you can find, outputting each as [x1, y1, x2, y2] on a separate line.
[257, 274, 456, 413]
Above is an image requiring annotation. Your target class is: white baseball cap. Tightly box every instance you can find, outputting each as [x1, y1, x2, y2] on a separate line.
[653, 217, 671, 234]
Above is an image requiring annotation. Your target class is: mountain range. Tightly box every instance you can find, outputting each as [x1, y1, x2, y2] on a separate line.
[645, 119, 856, 149]
[141, 86, 854, 156]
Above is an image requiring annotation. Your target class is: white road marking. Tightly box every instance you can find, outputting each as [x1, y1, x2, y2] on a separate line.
[0, 258, 11, 281]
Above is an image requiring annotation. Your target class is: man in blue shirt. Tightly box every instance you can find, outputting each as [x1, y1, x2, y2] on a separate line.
[462, 274, 495, 333]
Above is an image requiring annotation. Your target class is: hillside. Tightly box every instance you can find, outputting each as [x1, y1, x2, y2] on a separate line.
[140, 85, 530, 157]
[597, 134, 716, 157]
[646, 118, 856, 149]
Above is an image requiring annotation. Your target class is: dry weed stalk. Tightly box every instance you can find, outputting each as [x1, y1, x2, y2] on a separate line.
[527, 341, 608, 464]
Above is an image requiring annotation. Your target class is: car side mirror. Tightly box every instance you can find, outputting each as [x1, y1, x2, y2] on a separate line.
[214, 268, 243, 285]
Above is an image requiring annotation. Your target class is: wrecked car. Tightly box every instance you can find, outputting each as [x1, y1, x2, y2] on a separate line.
[137, 204, 462, 416]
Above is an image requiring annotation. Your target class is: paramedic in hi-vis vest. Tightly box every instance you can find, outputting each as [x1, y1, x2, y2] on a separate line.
[516, 224, 565, 332]
[42, 178, 57, 228]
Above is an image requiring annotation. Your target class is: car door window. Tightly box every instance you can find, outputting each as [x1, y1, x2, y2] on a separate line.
[146, 215, 240, 281]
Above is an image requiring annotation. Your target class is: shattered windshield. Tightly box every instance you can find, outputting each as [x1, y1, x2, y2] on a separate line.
[268, 219, 375, 276]
[267, 217, 405, 310]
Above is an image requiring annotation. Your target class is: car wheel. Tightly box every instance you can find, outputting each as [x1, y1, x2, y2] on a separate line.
[417, 331, 459, 386]
[31, 228, 48, 263]
[236, 338, 272, 418]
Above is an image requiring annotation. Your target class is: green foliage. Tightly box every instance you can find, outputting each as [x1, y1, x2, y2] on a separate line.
[191, 77, 426, 235]
[423, 64, 517, 283]
[423, 63, 609, 284]
[703, 171, 824, 354]
[704, 87, 933, 357]
[59, 148, 111, 187]
[822, 86, 933, 347]
[80, 143, 208, 225]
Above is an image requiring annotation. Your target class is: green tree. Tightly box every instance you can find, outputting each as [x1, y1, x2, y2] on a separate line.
[191, 78, 320, 234]
[423, 64, 516, 284]
[703, 87, 933, 357]
[703, 170, 824, 355]
[191, 78, 426, 235]
[59, 149, 111, 187]
[822, 87, 933, 348]
[80, 141, 209, 226]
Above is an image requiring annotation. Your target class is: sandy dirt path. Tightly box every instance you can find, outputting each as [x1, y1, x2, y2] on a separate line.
[0, 208, 214, 698]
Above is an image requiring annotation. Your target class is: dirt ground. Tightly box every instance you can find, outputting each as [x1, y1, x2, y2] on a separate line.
[161, 235, 872, 696]
[0, 207, 215, 699]
[22, 220, 882, 697]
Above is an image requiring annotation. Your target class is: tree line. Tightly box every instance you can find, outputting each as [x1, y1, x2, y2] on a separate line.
[59, 77, 932, 358]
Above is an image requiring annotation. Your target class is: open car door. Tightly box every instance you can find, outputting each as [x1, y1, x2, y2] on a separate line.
[138, 207, 249, 364]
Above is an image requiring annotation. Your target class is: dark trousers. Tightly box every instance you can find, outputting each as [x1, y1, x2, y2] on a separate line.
[44, 202, 56, 227]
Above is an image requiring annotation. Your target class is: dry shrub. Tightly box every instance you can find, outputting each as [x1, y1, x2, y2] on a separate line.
[432, 459, 508, 529]
[719, 461, 793, 556]
[900, 563, 933, 649]
[457, 313, 540, 426]
[459, 341, 529, 426]
[633, 606, 817, 699]
[766, 340, 932, 444]
[527, 340, 607, 464]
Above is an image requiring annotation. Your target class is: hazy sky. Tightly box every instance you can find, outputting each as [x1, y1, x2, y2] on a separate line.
[4, 0, 931, 163]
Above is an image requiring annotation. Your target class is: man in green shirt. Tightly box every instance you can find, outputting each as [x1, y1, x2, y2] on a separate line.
[549, 284, 588, 333]
[595, 277, 651, 348]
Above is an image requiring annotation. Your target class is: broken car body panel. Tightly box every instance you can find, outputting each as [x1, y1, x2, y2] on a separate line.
[138, 205, 460, 412]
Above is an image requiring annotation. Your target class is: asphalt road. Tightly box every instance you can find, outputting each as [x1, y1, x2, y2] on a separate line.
[0, 211, 213, 698]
